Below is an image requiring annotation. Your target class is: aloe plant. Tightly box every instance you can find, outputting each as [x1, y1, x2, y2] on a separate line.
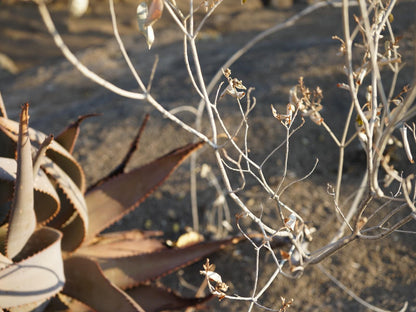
[0, 102, 240, 311]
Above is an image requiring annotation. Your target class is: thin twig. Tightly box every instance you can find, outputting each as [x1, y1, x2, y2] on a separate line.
[147, 55, 159, 92]
[334, 100, 355, 205]
[37, 0, 146, 101]
[37, 0, 213, 147]
[109, 0, 146, 92]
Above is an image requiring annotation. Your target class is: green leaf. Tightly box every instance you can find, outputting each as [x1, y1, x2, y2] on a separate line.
[62, 256, 145, 312]
[85, 141, 204, 242]
[6, 104, 36, 259]
[0, 227, 64, 308]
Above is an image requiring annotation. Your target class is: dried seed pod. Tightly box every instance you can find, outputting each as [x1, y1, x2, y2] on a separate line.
[137, 2, 155, 49]
[69, 0, 89, 17]
[400, 124, 414, 164]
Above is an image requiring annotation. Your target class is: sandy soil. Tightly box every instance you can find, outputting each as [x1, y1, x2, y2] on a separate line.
[1, 0, 416, 311]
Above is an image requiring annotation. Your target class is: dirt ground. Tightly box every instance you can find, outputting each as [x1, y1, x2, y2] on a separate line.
[1, 0, 416, 311]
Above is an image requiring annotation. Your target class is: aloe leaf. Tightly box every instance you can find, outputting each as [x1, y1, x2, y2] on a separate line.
[62, 256, 145, 312]
[0, 158, 14, 225]
[87, 114, 149, 191]
[43, 293, 93, 312]
[42, 159, 87, 252]
[76, 229, 166, 258]
[0, 225, 7, 256]
[45, 149, 86, 193]
[126, 284, 212, 312]
[33, 134, 54, 177]
[8, 298, 50, 312]
[100, 237, 242, 289]
[85, 141, 204, 242]
[0, 201, 10, 227]
[0, 117, 86, 192]
[0, 227, 64, 308]
[6, 104, 36, 259]
[0, 253, 12, 269]
[56, 114, 98, 155]
[0, 157, 60, 226]
[0, 126, 16, 159]
[0, 92, 6, 119]
[54, 215, 85, 254]
[33, 169, 60, 225]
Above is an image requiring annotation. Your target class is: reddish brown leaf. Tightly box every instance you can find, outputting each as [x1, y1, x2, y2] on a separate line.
[85, 141, 204, 242]
[0, 158, 15, 225]
[0, 116, 86, 193]
[0, 157, 60, 226]
[76, 238, 165, 259]
[32, 134, 54, 177]
[43, 159, 87, 252]
[0, 228, 64, 308]
[93, 229, 163, 240]
[87, 114, 149, 191]
[56, 114, 99, 155]
[46, 149, 86, 193]
[6, 104, 36, 259]
[0, 134, 16, 166]
[145, 0, 163, 26]
[63, 256, 145, 312]
[126, 284, 212, 312]
[280, 249, 290, 260]
[33, 169, 60, 225]
[76, 229, 166, 258]
[43, 293, 93, 312]
[100, 237, 243, 289]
